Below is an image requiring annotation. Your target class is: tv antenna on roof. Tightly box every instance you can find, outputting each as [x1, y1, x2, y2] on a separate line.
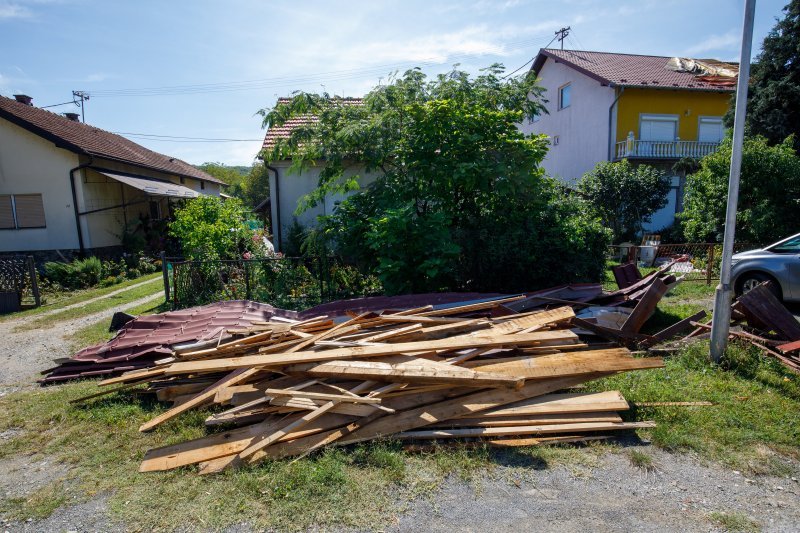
[555, 27, 571, 50]
[72, 91, 90, 122]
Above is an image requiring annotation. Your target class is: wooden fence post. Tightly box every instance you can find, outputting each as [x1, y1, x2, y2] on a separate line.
[160, 251, 170, 302]
[706, 245, 715, 286]
[27, 255, 40, 307]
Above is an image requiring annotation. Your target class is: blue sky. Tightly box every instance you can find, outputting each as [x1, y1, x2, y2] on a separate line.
[0, 0, 788, 166]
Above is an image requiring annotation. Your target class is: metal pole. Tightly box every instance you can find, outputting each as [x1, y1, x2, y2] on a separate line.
[710, 0, 756, 363]
[160, 251, 170, 303]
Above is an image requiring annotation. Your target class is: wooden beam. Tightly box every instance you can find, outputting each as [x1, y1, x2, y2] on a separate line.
[394, 421, 656, 439]
[621, 278, 668, 333]
[162, 330, 578, 375]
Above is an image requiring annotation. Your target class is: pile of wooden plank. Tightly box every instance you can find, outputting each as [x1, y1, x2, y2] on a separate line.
[685, 282, 800, 373]
[79, 297, 663, 474]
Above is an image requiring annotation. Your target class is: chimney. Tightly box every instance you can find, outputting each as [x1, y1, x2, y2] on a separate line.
[13, 94, 33, 106]
[64, 112, 80, 122]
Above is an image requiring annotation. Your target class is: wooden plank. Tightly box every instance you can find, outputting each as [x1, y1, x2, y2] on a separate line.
[326, 373, 612, 449]
[417, 295, 526, 316]
[138, 314, 368, 432]
[621, 278, 668, 333]
[641, 310, 708, 348]
[162, 330, 579, 375]
[139, 412, 355, 472]
[263, 388, 383, 404]
[388, 319, 492, 342]
[282, 356, 525, 388]
[460, 391, 629, 417]
[487, 307, 575, 334]
[487, 435, 614, 447]
[737, 282, 800, 341]
[394, 421, 656, 439]
[465, 350, 664, 379]
[435, 412, 623, 427]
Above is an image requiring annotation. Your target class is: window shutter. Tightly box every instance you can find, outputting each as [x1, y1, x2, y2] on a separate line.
[14, 194, 46, 228]
[0, 195, 14, 229]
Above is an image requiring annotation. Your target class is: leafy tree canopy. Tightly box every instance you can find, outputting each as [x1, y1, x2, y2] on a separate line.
[170, 196, 255, 260]
[681, 135, 800, 243]
[258, 66, 610, 294]
[726, 0, 800, 150]
[577, 159, 671, 243]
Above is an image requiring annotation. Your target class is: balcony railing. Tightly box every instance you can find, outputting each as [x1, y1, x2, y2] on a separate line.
[614, 140, 721, 160]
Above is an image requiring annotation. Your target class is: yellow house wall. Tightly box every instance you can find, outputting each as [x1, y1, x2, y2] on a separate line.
[615, 88, 731, 143]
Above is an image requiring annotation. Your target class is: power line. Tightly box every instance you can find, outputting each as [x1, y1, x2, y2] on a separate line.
[83, 34, 556, 98]
[502, 33, 560, 79]
[112, 131, 263, 142]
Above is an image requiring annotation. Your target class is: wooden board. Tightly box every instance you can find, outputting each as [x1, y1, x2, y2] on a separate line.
[394, 421, 655, 439]
[161, 330, 579, 375]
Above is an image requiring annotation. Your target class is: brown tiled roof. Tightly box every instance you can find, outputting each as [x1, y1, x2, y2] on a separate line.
[0, 96, 223, 183]
[532, 49, 737, 92]
[261, 97, 363, 153]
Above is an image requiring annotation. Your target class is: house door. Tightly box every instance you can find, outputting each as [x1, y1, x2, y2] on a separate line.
[639, 115, 678, 156]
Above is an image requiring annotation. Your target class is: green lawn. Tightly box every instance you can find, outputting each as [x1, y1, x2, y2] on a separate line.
[0, 273, 162, 323]
[14, 276, 165, 332]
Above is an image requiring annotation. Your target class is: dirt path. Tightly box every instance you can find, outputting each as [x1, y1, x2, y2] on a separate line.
[0, 290, 163, 391]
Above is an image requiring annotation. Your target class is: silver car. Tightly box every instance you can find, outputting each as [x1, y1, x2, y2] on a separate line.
[731, 233, 800, 301]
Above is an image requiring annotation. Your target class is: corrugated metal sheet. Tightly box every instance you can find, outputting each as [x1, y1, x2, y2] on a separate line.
[99, 172, 200, 198]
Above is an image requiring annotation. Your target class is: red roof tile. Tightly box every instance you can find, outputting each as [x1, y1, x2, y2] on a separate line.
[533, 49, 737, 92]
[261, 97, 363, 153]
[0, 96, 223, 183]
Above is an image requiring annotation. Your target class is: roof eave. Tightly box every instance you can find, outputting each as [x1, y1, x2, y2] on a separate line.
[533, 49, 614, 87]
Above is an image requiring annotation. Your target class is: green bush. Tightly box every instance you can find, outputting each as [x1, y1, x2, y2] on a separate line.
[169, 196, 255, 260]
[681, 135, 800, 243]
[42, 255, 155, 290]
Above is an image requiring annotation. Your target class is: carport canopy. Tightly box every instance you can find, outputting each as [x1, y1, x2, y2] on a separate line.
[99, 171, 200, 198]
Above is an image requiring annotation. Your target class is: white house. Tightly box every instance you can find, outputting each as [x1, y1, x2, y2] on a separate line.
[0, 94, 222, 257]
[260, 98, 378, 252]
[521, 49, 735, 232]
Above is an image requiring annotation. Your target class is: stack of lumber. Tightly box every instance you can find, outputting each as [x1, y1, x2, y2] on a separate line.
[80, 298, 663, 474]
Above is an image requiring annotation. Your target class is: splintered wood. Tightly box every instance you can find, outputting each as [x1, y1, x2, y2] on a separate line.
[90, 301, 661, 474]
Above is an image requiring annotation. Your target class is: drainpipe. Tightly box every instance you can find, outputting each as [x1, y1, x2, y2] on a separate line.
[69, 155, 93, 255]
[607, 86, 624, 160]
[266, 164, 281, 251]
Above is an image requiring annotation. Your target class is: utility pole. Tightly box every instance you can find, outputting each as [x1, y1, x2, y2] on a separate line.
[710, 0, 757, 363]
[72, 91, 90, 122]
[555, 27, 570, 50]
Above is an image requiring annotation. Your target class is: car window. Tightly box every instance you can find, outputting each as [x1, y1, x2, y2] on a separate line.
[770, 236, 800, 253]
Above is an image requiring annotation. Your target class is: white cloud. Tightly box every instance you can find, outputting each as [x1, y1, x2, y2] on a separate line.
[683, 31, 740, 56]
[0, 2, 32, 19]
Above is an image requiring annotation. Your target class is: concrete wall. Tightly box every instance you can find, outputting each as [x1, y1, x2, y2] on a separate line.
[0, 119, 81, 251]
[616, 88, 730, 143]
[269, 162, 378, 252]
[520, 58, 616, 184]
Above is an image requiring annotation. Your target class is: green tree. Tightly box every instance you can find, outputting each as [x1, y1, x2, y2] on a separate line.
[681, 135, 800, 243]
[169, 196, 253, 260]
[577, 159, 671, 242]
[726, 1, 800, 150]
[198, 162, 249, 198]
[241, 163, 271, 209]
[259, 66, 610, 294]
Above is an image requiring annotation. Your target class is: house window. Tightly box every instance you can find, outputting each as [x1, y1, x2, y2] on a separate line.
[179, 176, 185, 184]
[0, 194, 46, 229]
[698, 116, 724, 143]
[558, 83, 572, 110]
[200, 181, 205, 190]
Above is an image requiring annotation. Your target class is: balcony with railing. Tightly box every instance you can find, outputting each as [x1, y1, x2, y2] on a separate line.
[614, 139, 721, 161]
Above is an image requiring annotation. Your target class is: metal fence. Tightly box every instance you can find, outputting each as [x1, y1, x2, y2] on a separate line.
[0, 255, 40, 312]
[164, 255, 382, 310]
[607, 242, 760, 284]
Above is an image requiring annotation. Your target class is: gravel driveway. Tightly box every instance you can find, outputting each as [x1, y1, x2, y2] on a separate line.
[0, 290, 163, 392]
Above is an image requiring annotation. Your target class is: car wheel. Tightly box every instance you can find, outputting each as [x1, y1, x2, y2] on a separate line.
[736, 272, 783, 300]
